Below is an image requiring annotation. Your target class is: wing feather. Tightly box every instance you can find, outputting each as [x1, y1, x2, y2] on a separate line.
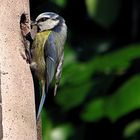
[44, 32, 58, 90]
[44, 31, 64, 95]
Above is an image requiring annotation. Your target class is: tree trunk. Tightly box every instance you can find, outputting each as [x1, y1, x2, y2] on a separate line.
[0, 0, 37, 139]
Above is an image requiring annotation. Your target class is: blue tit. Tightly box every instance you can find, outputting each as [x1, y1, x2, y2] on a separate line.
[23, 12, 67, 119]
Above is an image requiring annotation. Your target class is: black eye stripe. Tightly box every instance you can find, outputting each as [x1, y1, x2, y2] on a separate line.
[37, 17, 49, 22]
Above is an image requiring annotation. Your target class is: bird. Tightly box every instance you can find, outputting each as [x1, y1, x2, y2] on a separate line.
[21, 12, 67, 120]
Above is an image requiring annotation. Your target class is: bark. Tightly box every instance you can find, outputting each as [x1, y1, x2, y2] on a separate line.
[0, 0, 37, 139]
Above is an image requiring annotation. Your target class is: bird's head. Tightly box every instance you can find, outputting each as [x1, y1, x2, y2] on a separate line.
[35, 12, 65, 32]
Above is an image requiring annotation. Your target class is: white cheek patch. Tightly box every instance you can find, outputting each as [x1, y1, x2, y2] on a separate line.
[38, 19, 59, 31]
[45, 19, 59, 29]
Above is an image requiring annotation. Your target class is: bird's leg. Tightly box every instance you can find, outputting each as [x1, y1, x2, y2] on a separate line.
[37, 81, 46, 120]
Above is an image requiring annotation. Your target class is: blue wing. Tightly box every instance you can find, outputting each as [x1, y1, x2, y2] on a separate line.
[44, 32, 58, 91]
[45, 31, 65, 96]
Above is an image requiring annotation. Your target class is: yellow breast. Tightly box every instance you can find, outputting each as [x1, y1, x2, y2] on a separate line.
[31, 30, 51, 80]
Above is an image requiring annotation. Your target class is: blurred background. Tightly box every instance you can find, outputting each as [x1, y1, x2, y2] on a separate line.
[30, 0, 140, 139]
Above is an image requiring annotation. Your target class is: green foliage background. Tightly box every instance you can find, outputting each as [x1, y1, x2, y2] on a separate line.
[30, 0, 140, 139]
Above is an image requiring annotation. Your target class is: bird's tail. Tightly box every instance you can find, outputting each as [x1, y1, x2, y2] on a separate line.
[37, 93, 46, 120]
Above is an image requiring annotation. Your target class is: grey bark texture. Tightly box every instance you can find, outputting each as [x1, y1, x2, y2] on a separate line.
[0, 0, 37, 139]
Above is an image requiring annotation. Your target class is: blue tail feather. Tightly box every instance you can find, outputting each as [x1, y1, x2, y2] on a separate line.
[37, 94, 46, 120]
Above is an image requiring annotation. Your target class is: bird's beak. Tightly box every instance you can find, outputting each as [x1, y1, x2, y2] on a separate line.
[31, 21, 37, 26]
